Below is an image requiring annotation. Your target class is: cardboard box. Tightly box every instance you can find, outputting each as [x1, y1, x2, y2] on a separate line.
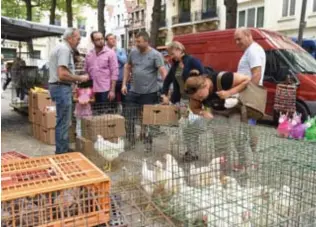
[69, 124, 76, 143]
[28, 108, 37, 123]
[143, 105, 179, 125]
[41, 127, 55, 145]
[82, 114, 126, 141]
[35, 92, 53, 110]
[32, 124, 41, 140]
[41, 109, 56, 128]
[76, 137, 106, 168]
[28, 90, 35, 108]
[34, 109, 42, 125]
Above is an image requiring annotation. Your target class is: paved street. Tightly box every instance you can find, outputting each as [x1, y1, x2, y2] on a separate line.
[1, 89, 55, 157]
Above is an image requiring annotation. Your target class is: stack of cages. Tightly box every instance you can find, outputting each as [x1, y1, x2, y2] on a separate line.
[76, 100, 316, 226]
[1, 152, 111, 227]
[10, 66, 38, 107]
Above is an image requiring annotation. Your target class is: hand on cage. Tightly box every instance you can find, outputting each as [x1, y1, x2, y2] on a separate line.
[160, 94, 169, 105]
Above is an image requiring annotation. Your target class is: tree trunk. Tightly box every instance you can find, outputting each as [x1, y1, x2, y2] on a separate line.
[149, 0, 161, 48]
[224, 0, 237, 29]
[23, 0, 32, 21]
[98, 0, 106, 36]
[66, 0, 73, 27]
[23, 0, 34, 57]
[49, 0, 57, 25]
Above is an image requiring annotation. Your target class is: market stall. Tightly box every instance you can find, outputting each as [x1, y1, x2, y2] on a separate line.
[1, 16, 85, 112]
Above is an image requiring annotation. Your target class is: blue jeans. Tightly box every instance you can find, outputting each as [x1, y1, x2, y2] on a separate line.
[49, 84, 72, 154]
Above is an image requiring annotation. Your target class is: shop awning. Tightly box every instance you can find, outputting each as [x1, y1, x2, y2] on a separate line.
[1, 16, 86, 41]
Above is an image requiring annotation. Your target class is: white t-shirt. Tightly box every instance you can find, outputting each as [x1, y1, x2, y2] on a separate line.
[237, 42, 266, 86]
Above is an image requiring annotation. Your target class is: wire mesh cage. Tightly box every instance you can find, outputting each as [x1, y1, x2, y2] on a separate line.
[75, 101, 316, 226]
[1, 152, 111, 227]
[10, 66, 44, 107]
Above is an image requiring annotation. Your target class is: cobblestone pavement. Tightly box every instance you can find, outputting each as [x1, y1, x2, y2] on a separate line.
[1, 89, 55, 157]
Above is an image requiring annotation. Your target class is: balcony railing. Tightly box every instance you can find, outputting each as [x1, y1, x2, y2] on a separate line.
[172, 11, 191, 25]
[195, 9, 218, 21]
[130, 19, 145, 29]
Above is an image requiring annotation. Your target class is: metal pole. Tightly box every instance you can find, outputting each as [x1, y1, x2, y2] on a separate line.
[298, 0, 308, 46]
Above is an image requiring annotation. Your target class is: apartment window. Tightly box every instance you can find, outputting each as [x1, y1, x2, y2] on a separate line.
[136, 11, 139, 21]
[77, 17, 86, 30]
[282, 0, 296, 17]
[313, 0, 316, 12]
[238, 11, 245, 27]
[256, 7, 264, 28]
[238, 7, 264, 28]
[141, 10, 145, 21]
[54, 15, 61, 26]
[179, 0, 191, 13]
[33, 50, 41, 59]
[202, 0, 216, 11]
[247, 8, 255, 27]
[161, 4, 166, 19]
[121, 34, 125, 49]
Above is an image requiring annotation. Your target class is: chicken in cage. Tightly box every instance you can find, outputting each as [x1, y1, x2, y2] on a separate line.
[109, 118, 316, 227]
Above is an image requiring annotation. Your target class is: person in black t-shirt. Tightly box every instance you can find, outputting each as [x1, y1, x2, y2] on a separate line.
[184, 71, 250, 118]
[184, 71, 255, 170]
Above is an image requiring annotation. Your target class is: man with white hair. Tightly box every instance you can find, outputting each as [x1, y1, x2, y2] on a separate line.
[49, 28, 89, 154]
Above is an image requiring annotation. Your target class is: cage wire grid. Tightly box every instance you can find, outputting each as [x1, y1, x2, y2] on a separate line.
[73, 102, 316, 226]
[1, 153, 111, 227]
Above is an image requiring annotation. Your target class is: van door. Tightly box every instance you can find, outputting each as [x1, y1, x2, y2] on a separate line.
[263, 50, 290, 116]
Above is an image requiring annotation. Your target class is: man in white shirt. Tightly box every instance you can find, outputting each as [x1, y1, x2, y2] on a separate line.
[234, 28, 266, 86]
[234, 28, 266, 170]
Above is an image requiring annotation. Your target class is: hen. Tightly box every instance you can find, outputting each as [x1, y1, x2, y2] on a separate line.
[94, 135, 125, 171]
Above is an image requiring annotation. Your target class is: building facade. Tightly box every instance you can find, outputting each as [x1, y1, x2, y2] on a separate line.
[104, 0, 130, 49]
[228, 0, 316, 39]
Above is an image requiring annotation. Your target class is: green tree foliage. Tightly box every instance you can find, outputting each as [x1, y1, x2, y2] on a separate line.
[1, 0, 97, 21]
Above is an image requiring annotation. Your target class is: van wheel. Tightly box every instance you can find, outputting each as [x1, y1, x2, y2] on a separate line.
[296, 102, 309, 122]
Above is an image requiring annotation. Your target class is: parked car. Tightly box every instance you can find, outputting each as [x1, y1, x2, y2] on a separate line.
[174, 28, 316, 121]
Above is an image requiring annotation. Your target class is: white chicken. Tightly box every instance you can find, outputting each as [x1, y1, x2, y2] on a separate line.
[189, 164, 214, 187]
[188, 157, 223, 188]
[163, 154, 185, 194]
[271, 185, 294, 216]
[94, 135, 125, 172]
[141, 159, 164, 196]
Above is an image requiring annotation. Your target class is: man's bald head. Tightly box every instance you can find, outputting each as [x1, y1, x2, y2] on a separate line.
[234, 28, 253, 50]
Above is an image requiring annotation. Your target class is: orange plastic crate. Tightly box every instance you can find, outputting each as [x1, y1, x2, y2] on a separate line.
[1, 151, 29, 163]
[1, 152, 111, 227]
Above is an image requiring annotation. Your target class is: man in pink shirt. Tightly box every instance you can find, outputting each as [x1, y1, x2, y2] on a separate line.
[85, 31, 119, 109]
